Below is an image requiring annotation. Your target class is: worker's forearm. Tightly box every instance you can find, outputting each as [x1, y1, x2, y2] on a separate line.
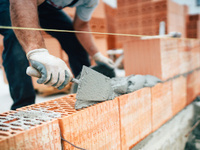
[10, 0, 45, 53]
[74, 22, 98, 57]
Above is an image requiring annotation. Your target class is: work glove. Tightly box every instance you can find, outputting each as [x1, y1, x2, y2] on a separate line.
[93, 52, 114, 69]
[26, 48, 73, 90]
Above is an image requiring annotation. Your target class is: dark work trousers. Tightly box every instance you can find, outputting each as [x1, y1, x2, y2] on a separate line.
[0, 0, 90, 110]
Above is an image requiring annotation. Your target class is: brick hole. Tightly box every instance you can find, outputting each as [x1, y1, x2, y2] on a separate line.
[24, 123, 34, 126]
[10, 128, 23, 131]
[0, 124, 9, 127]
[35, 118, 45, 122]
[0, 128, 9, 131]
[23, 119, 31, 122]
[0, 132, 9, 136]
[11, 131, 16, 134]
[10, 123, 21, 127]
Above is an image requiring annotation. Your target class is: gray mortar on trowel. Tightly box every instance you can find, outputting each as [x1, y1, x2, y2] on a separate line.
[75, 74, 161, 110]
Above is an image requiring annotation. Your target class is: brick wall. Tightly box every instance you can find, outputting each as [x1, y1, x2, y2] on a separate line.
[1, 68, 199, 149]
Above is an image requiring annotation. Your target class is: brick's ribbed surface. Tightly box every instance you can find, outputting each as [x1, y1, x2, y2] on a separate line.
[118, 88, 152, 149]
[151, 81, 173, 131]
[186, 71, 200, 105]
[59, 98, 121, 150]
[172, 76, 187, 115]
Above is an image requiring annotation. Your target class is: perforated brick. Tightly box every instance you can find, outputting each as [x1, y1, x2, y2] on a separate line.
[59, 98, 121, 150]
[151, 81, 173, 131]
[0, 110, 61, 150]
[172, 76, 187, 115]
[118, 88, 152, 150]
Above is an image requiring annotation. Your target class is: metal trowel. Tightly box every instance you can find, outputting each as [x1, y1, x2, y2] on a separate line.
[76, 66, 115, 101]
[26, 65, 115, 101]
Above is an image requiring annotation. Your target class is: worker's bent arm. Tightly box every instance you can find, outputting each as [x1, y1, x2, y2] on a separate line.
[9, 0, 46, 53]
[73, 14, 98, 57]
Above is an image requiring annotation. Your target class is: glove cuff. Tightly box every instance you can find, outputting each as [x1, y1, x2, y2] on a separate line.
[93, 52, 102, 60]
[26, 48, 48, 60]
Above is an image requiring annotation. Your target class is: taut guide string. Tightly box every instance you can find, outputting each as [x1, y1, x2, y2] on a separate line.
[0, 26, 199, 40]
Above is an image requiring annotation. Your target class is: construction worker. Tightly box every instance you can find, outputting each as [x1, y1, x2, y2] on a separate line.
[0, 0, 114, 110]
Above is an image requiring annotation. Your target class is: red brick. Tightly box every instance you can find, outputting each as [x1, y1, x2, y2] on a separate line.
[0, 110, 61, 150]
[118, 88, 152, 149]
[187, 71, 200, 105]
[59, 98, 121, 150]
[151, 81, 173, 131]
[124, 38, 179, 80]
[172, 76, 187, 115]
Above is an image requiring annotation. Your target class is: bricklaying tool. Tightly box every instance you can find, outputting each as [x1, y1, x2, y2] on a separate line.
[27, 65, 115, 101]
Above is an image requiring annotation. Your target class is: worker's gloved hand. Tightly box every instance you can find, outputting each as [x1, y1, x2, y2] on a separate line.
[26, 48, 73, 90]
[93, 52, 114, 69]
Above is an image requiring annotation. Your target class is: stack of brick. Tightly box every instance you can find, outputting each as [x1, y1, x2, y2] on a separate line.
[186, 14, 200, 38]
[1, 68, 200, 149]
[104, 0, 188, 49]
[123, 38, 200, 80]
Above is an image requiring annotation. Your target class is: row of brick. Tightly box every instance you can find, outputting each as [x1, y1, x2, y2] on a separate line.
[124, 38, 200, 80]
[105, 0, 188, 49]
[1, 69, 199, 149]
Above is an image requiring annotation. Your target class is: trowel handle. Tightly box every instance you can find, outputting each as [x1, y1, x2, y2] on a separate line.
[71, 78, 79, 84]
[27, 66, 79, 84]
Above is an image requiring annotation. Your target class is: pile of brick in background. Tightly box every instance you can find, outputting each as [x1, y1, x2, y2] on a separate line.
[1, 38, 200, 149]
[187, 14, 200, 39]
[105, 0, 188, 49]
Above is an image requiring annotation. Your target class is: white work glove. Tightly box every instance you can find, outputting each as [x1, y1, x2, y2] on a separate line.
[26, 48, 73, 90]
[93, 52, 114, 69]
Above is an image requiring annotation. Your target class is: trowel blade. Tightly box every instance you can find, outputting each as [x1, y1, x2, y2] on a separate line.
[76, 66, 114, 101]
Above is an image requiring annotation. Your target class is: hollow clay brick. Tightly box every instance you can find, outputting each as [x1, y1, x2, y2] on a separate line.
[172, 76, 187, 115]
[124, 38, 179, 80]
[118, 88, 152, 149]
[151, 81, 173, 132]
[59, 98, 121, 150]
[187, 71, 200, 105]
[0, 110, 61, 150]
[18, 94, 77, 117]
